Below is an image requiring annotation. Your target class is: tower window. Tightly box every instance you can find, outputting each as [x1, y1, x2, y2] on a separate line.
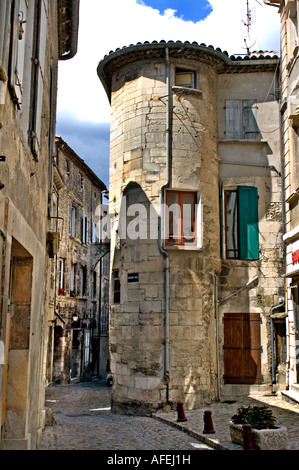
[175, 68, 195, 89]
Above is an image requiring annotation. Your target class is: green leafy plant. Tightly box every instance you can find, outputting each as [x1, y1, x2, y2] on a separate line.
[231, 405, 276, 430]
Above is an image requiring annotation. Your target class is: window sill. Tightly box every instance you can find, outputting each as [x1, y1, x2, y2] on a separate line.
[218, 139, 267, 144]
[70, 236, 81, 244]
[172, 86, 203, 98]
[163, 244, 203, 251]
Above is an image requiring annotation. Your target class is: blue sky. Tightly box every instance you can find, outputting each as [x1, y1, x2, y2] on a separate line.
[136, 0, 213, 22]
[56, 0, 281, 187]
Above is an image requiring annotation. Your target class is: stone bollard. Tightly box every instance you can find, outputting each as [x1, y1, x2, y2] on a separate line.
[242, 424, 255, 450]
[176, 401, 187, 422]
[203, 410, 215, 434]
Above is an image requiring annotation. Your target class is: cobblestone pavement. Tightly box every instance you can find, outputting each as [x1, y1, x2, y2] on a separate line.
[40, 380, 213, 451]
[154, 392, 299, 451]
[41, 380, 299, 452]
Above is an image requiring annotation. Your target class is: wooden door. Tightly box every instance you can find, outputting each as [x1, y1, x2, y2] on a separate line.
[223, 312, 262, 384]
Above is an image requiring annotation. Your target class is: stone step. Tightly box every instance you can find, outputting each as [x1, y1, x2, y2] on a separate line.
[281, 387, 299, 405]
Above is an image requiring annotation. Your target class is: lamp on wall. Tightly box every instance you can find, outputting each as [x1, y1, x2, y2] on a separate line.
[72, 313, 79, 322]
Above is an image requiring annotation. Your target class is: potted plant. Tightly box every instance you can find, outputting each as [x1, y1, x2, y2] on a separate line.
[230, 405, 288, 450]
[58, 287, 66, 296]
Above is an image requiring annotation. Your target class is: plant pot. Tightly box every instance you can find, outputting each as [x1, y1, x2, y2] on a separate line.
[230, 421, 288, 450]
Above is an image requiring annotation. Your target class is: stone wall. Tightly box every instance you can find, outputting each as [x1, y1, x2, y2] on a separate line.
[98, 42, 283, 414]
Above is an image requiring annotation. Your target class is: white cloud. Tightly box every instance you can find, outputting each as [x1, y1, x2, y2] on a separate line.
[57, 0, 280, 124]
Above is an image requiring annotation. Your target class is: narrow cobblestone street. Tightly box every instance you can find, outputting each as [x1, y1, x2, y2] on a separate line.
[41, 380, 213, 452]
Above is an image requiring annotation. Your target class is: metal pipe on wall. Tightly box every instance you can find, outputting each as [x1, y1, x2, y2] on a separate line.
[158, 47, 172, 401]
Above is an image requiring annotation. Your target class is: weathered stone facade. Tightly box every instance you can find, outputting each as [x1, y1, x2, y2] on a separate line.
[270, 0, 299, 397]
[0, 0, 79, 450]
[46, 137, 108, 385]
[97, 41, 283, 414]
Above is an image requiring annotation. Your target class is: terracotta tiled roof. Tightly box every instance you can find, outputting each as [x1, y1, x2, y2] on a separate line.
[97, 40, 279, 100]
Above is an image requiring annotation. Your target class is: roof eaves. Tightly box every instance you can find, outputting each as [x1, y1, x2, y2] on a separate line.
[97, 40, 279, 101]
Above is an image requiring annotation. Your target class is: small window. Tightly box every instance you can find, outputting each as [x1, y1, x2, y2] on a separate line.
[225, 99, 259, 140]
[58, 259, 65, 295]
[102, 254, 108, 276]
[91, 222, 96, 244]
[80, 266, 87, 297]
[81, 216, 88, 244]
[175, 68, 195, 89]
[70, 264, 77, 297]
[165, 190, 197, 247]
[83, 330, 91, 366]
[224, 186, 259, 260]
[65, 159, 70, 175]
[113, 271, 120, 304]
[78, 173, 84, 190]
[71, 206, 76, 237]
[92, 271, 97, 299]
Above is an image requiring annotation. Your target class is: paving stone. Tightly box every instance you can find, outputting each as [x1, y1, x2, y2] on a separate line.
[41, 380, 299, 451]
[40, 380, 213, 451]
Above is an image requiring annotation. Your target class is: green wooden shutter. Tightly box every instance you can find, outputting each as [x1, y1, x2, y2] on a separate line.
[238, 186, 259, 260]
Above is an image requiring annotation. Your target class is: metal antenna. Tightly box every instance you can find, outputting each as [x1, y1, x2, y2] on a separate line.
[241, 0, 257, 54]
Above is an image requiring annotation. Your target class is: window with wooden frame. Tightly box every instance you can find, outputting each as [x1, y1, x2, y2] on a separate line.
[70, 206, 76, 238]
[175, 68, 195, 89]
[165, 190, 197, 247]
[224, 186, 259, 260]
[113, 271, 120, 304]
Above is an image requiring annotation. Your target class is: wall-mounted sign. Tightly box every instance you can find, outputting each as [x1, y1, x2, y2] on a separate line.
[0, 156, 5, 162]
[128, 273, 139, 283]
[292, 250, 299, 265]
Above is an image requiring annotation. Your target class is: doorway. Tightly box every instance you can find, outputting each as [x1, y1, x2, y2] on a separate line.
[292, 285, 299, 383]
[2, 239, 33, 441]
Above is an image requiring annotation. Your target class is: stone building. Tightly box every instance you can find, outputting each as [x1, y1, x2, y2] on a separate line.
[97, 40, 283, 414]
[0, 0, 79, 449]
[266, 0, 299, 401]
[46, 137, 109, 385]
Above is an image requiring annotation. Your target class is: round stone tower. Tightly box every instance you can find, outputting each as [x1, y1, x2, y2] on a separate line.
[97, 41, 229, 414]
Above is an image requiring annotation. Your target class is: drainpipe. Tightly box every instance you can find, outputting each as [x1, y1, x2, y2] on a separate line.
[214, 276, 220, 401]
[270, 299, 285, 392]
[158, 47, 172, 403]
[59, 0, 80, 61]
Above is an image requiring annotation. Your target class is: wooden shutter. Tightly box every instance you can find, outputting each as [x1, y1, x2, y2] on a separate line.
[238, 186, 259, 260]
[223, 312, 262, 384]
[225, 99, 242, 139]
[242, 99, 258, 140]
[31, 0, 48, 159]
[8, 0, 27, 109]
[225, 99, 258, 140]
[0, 0, 11, 67]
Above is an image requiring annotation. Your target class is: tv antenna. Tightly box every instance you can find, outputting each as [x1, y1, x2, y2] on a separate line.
[241, 0, 257, 54]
